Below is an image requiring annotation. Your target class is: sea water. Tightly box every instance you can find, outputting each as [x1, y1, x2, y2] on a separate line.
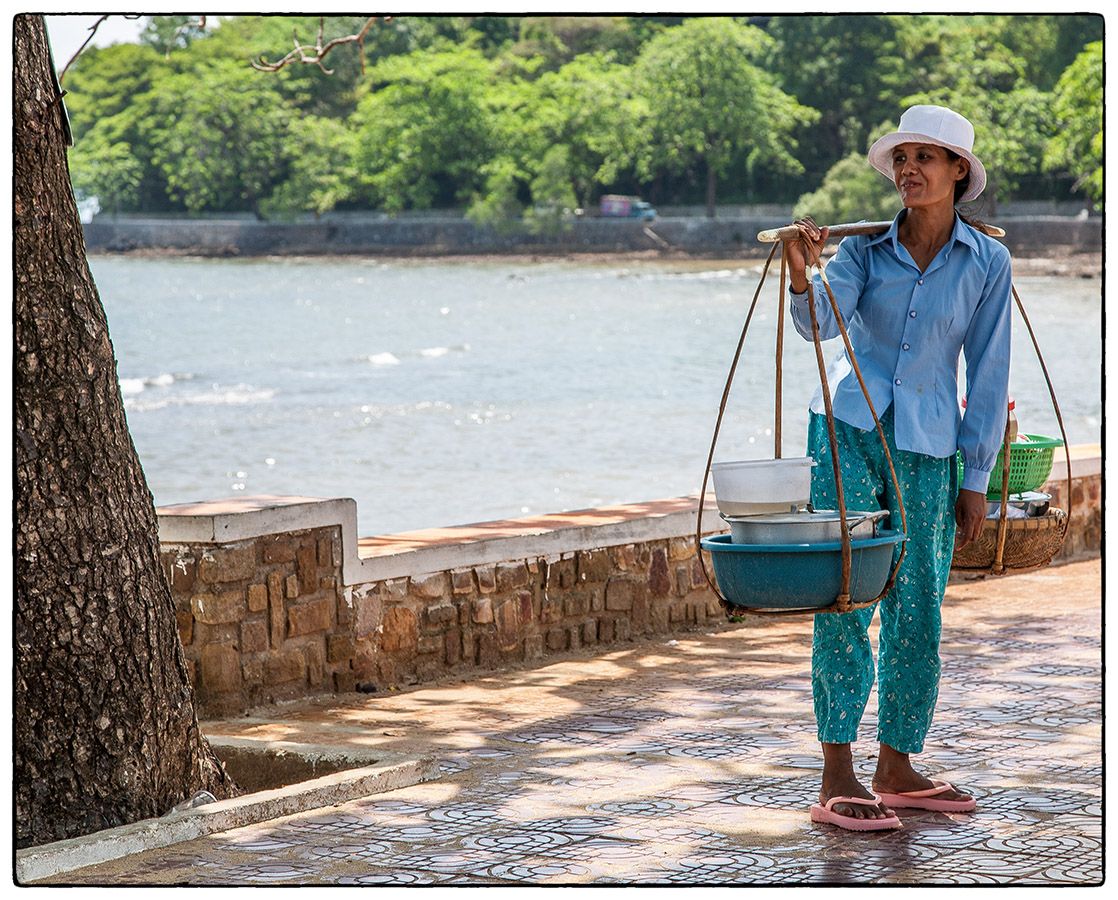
[91, 255, 1102, 536]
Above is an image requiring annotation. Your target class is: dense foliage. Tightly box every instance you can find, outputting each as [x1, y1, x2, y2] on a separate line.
[62, 14, 1103, 220]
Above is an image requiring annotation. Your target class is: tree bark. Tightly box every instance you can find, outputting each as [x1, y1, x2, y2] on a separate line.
[14, 14, 235, 849]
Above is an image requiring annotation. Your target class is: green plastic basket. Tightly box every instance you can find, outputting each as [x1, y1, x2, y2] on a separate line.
[956, 434, 1064, 499]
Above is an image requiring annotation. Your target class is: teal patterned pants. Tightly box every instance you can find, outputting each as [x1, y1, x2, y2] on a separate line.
[807, 406, 957, 753]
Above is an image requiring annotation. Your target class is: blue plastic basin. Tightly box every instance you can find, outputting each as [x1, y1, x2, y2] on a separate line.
[700, 529, 907, 611]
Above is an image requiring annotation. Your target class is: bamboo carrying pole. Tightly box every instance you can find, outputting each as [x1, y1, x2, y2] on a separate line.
[758, 220, 1006, 243]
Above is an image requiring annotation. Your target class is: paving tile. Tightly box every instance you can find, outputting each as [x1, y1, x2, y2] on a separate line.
[40, 559, 1101, 886]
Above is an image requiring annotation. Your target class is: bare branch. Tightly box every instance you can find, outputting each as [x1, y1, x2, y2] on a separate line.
[252, 16, 389, 76]
[58, 14, 109, 83]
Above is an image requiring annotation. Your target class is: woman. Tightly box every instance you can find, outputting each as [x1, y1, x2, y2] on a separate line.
[785, 105, 1012, 831]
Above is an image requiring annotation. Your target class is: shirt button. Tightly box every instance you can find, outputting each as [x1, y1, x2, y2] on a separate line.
[918, 279, 924, 285]
[902, 343, 910, 351]
[895, 378, 902, 385]
[910, 310, 917, 318]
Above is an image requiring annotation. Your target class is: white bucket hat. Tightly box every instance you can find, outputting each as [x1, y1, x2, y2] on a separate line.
[867, 105, 986, 203]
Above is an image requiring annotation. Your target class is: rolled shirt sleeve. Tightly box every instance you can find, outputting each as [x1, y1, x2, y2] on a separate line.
[788, 236, 867, 341]
[958, 247, 1013, 493]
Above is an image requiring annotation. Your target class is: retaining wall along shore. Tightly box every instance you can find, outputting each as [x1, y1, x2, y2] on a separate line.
[85, 215, 1101, 258]
[158, 449, 1101, 718]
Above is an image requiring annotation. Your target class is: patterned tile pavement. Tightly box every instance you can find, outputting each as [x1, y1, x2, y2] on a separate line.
[43, 559, 1101, 886]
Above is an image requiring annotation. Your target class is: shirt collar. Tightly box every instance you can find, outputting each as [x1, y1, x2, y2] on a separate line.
[867, 209, 980, 255]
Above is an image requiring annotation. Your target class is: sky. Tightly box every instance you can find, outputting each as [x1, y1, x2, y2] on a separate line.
[44, 14, 149, 69]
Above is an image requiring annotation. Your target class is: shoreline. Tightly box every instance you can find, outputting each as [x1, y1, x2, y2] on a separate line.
[89, 247, 1102, 278]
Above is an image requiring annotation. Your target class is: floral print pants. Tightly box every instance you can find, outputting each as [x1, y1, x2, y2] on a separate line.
[807, 406, 957, 753]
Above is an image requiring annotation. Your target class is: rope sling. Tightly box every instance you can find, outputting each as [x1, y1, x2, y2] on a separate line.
[696, 221, 1073, 616]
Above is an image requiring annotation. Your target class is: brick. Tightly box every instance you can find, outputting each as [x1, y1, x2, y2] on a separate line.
[242, 657, 263, 687]
[268, 571, 285, 649]
[590, 587, 604, 612]
[564, 593, 590, 617]
[317, 537, 333, 568]
[496, 599, 520, 651]
[383, 578, 408, 600]
[336, 593, 352, 626]
[598, 618, 615, 642]
[540, 596, 562, 625]
[417, 634, 442, 656]
[354, 590, 382, 638]
[525, 634, 544, 659]
[306, 641, 326, 685]
[247, 582, 268, 612]
[327, 634, 355, 664]
[669, 537, 694, 561]
[568, 625, 581, 651]
[555, 556, 576, 589]
[426, 601, 458, 629]
[649, 548, 671, 597]
[191, 590, 245, 625]
[451, 568, 475, 594]
[166, 555, 198, 594]
[476, 565, 497, 594]
[577, 549, 611, 584]
[198, 545, 256, 584]
[517, 591, 534, 624]
[546, 628, 568, 652]
[444, 630, 461, 666]
[691, 559, 707, 589]
[176, 609, 193, 646]
[476, 633, 499, 667]
[410, 572, 448, 600]
[615, 617, 631, 641]
[240, 619, 268, 653]
[334, 670, 357, 693]
[675, 566, 691, 598]
[319, 575, 337, 591]
[264, 648, 305, 685]
[605, 579, 634, 611]
[200, 643, 241, 694]
[285, 574, 300, 599]
[581, 620, 598, 644]
[288, 597, 333, 637]
[496, 562, 529, 592]
[262, 539, 295, 564]
[297, 545, 318, 594]
[381, 607, 418, 653]
[472, 596, 494, 625]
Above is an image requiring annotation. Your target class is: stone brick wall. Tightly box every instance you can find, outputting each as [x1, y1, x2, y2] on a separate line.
[161, 468, 1100, 719]
[343, 539, 718, 695]
[161, 526, 347, 717]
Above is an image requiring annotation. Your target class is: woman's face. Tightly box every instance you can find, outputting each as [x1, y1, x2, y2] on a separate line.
[890, 142, 968, 209]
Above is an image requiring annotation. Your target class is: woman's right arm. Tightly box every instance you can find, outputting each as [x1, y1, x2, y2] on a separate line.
[787, 218, 867, 342]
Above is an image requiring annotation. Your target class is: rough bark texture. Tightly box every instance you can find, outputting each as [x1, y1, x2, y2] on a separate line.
[14, 14, 235, 849]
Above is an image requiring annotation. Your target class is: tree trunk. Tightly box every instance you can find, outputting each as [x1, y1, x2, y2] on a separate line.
[14, 14, 235, 849]
[705, 158, 717, 219]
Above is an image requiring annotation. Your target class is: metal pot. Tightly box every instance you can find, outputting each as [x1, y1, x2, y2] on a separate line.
[722, 508, 890, 545]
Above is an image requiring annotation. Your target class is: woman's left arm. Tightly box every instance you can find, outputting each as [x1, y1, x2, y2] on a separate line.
[956, 247, 1014, 546]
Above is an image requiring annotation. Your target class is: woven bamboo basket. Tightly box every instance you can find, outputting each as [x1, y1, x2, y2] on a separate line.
[951, 508, 1068, 571]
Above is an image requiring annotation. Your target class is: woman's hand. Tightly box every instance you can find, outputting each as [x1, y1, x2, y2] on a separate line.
[786, 217, 829, 293]
[954, 489, 987, 549]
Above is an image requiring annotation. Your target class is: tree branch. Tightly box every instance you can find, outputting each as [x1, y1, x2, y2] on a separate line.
[252, 16, 389, 76]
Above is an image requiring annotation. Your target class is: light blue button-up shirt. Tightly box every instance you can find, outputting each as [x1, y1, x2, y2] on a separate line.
[789, 210, 1012, 494]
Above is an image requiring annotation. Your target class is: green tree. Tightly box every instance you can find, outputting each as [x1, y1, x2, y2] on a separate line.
[145, 60, 293, 216]
[793, 150, 900, 225]
[140, 14, 206, 56]
[61, 42, 168, 139]
[67, 132, 143, 215]
[633, 17, 818, 217]
[260, 117, 358, 218]
[1044, 41, 1103, 206]
[352, 46, 495, 211]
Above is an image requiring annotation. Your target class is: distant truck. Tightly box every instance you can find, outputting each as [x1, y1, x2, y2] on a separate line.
[599, 194, 657, 220]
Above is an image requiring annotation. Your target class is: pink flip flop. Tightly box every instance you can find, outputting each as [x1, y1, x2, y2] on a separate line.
[809, 794, 902, 831]
[873, 779, 977, 812]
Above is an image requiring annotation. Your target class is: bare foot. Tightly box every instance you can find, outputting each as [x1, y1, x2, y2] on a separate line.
[820, 772, 893, 821]
[872, 747, 972, 804]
